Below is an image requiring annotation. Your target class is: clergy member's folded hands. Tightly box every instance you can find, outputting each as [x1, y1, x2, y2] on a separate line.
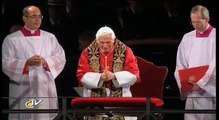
[26, 55, 46, 66]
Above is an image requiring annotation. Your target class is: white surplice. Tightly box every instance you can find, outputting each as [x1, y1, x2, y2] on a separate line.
[174, 26, 216, 120]
[2, 29, 66, 120]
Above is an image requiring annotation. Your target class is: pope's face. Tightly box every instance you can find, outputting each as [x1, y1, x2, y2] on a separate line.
[98, 34, 115, 52]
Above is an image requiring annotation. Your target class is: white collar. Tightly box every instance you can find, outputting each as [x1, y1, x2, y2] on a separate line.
[24, 26, 37, 34]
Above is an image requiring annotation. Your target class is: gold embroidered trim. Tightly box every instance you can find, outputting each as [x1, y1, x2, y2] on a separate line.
[86, 40, 127, 119]
[88, 40, 100, 72]
[113, 40, 126, 72]
[88, 39, 126, 97]
[88, 39, 126, 73]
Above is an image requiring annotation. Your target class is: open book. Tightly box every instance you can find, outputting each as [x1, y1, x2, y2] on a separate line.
[178, 65, 209, 92]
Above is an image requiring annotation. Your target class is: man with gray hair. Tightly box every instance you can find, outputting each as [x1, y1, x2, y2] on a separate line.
[174, 5, 216, 120]
[76, 26, 140, 120]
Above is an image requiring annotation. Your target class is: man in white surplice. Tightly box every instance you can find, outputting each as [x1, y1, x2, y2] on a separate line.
[174, 5, 216, 120]
[2, 5, 66, 120]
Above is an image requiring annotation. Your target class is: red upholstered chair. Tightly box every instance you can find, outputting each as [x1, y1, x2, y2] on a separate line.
[71, 56, 168, 119]
[132, 56, 168, 119]
[132, 56, 168, 99]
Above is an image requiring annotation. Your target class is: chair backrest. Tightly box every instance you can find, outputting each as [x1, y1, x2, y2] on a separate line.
[131, 56, 168, 98]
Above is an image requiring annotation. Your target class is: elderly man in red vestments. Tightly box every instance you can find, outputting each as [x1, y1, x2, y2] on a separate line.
[77, 26, 140, 120]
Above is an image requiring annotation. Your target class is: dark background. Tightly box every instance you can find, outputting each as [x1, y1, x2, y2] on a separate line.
[1, 0, 217, 120]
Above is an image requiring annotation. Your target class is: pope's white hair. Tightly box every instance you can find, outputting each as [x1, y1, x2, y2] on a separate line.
[96, 26, 116, 40]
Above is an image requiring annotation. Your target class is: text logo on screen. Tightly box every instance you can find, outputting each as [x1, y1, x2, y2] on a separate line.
[25, 96, 43, 108]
